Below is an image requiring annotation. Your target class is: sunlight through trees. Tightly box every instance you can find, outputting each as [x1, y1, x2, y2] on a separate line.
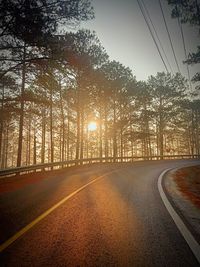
[0, 0, 199, 168]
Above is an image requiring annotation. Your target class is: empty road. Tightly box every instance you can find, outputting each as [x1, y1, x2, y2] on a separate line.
[0, 160, 200, 266]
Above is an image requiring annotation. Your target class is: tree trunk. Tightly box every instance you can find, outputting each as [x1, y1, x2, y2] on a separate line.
[113, 92, 117, 161]
[1, 128, 6, 169]
[104, 103, 108, 158]
[5, 123, 9, 168]
[0, 83, 5, 166]
[159, 95, 164, 159]
[80, 109, 84, 162]
[17, 43, 26, 167]
[99, 99, 103, 160]
[59, 82, 65, 164]
[26, 126, 29, 165]
[75, 84, 81, 162]
[67, 113, 70, 161]
[41, 108, 46, 163]
[28, 116, 31, 165]
[50, 85, 54, 164]
[33, 135, 36, 165]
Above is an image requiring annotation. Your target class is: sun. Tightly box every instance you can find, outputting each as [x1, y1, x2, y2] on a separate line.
[88, 121, 97, 131]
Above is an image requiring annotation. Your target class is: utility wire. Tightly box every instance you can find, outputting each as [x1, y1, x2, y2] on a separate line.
[136, 0, 169, 73]
[158, 0, 181, 73]
[176, 8, 192, 90]
[140, 0, 174, 74]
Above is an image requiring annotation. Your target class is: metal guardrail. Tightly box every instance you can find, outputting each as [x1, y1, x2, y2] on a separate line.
[0, 154, 199, 177]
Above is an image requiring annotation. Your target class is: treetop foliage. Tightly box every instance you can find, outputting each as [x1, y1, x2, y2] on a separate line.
[168, 0, 200, 27]
[167, 0, 200, 86]
[0, 0, 94, 42]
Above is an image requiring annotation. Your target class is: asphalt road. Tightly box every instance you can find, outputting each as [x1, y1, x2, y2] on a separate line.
[0, 160, 200, 266]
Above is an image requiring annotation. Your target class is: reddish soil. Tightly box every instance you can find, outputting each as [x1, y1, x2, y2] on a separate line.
[173, 165, 200, 209]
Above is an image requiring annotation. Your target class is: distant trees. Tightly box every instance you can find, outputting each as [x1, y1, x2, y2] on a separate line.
[181, 99, 200, 155]
[148, 72, 187, 158]
[0, 65, 199, 168]
[132, 81, 153, 158]
[99, 61, 134, 160]
[0, 75, 17, 168]
[61, 30, 108, 161]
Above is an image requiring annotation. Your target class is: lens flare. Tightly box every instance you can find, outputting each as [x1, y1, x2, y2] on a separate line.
[88, 122, 97, 131]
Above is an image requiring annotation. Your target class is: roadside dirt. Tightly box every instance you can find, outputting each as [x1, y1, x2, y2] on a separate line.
[173, 165, 200, 209]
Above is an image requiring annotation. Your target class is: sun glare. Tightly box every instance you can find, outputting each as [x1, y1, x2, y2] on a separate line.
[88, 122, 97, 131]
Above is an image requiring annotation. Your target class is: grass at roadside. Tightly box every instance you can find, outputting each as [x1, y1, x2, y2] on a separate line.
[173, 165, 200, 209]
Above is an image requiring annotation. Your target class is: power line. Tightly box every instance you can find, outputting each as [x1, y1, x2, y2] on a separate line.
[136, 0, 169, 73]
[177, 9, 192, 90]
[158, 0, 181, 73]
[140, 0, 174, 74]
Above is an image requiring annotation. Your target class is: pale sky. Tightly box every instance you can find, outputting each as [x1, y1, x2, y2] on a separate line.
[81, 0, 199, 84]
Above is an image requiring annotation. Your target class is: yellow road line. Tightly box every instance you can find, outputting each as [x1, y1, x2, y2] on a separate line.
[0, 170, 115, 253]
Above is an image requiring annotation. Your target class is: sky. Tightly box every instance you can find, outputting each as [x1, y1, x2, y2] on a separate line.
[81, 0, 199, 84]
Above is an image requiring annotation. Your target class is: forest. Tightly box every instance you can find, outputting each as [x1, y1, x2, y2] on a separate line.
[0, 0, 200, 169]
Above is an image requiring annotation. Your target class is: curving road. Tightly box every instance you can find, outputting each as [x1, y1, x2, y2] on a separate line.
[0, 160, 200, 266]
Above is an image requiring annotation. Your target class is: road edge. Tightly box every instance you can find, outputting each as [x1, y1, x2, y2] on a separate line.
[158, 168, 200, 264]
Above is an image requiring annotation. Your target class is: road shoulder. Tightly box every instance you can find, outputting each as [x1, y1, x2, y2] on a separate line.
[163, 167, 200, 244]
[158, 165, 200, 264]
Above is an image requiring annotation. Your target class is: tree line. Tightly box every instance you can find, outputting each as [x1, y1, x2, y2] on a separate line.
[0, 0, 199, 168]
